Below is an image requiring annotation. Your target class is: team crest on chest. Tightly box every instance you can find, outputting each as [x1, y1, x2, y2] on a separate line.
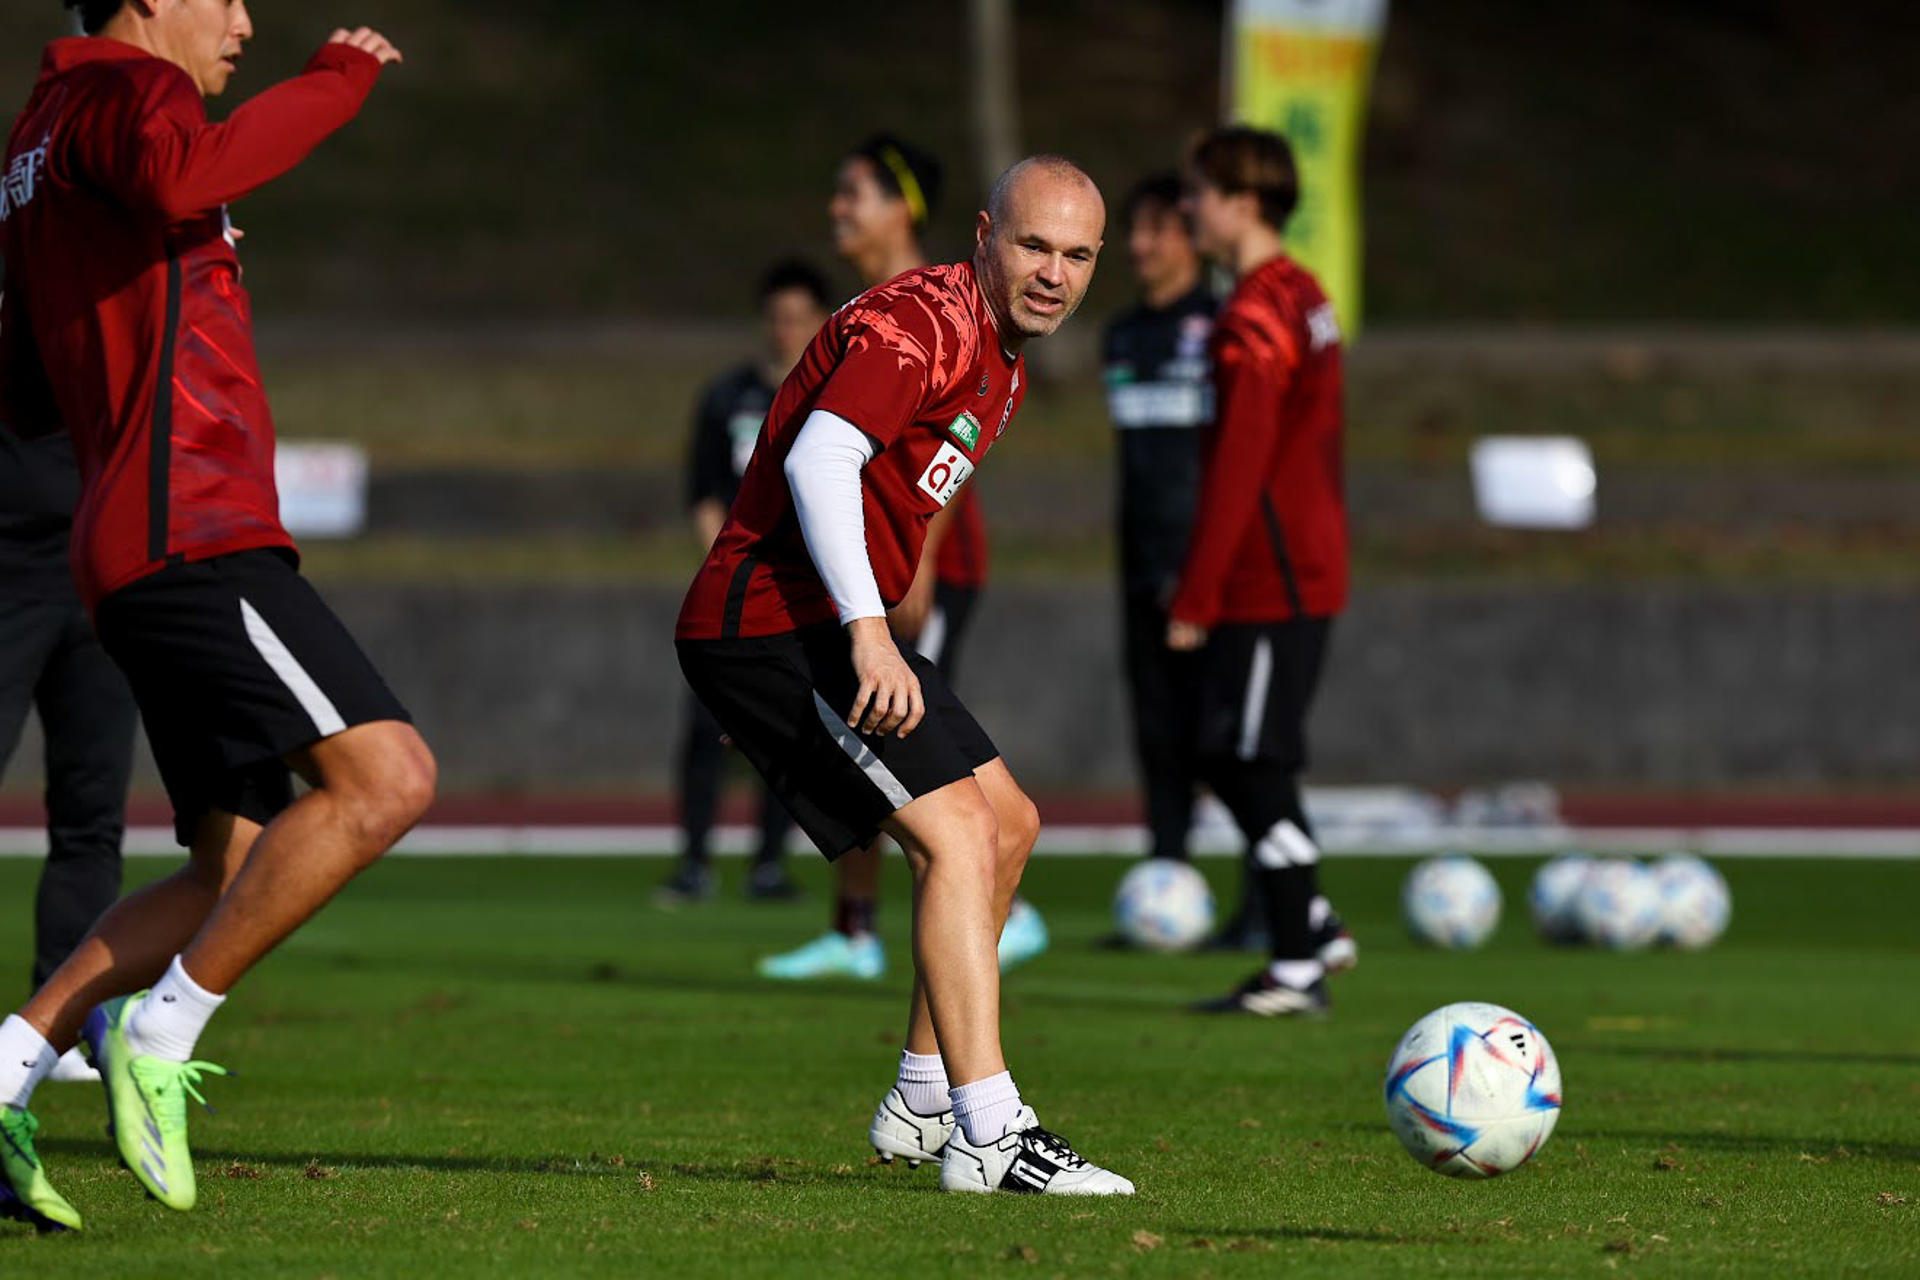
[947, 412, 981, 450]
[977, 374, 990, 396]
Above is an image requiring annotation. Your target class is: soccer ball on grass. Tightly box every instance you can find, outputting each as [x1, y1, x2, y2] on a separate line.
[1650, 854, 1731, 949]
[1112, 858, 1214, 952]
[1384, 1001, 1562, 1178]
[1401, 855, 1502, 949]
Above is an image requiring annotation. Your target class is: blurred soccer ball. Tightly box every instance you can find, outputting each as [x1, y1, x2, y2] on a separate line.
[1572, 859, 1662, 950]
[1528, 853, 1594, 944]
[1650, 854, 1731, 950]
[1113, 858, 1214, 952]
[1384, 1001, 1562, 1178]
[1401, 856, 1502, 949]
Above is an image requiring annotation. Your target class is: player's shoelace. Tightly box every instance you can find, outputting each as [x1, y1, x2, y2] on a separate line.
[131, 1058, 230, 1125]
[1023, 1126, 1089, 1169]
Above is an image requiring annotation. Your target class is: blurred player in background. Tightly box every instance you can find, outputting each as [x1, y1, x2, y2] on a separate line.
[1170, 127, 1356, 1017]
[656, 260, 832, 906]
[0, 2, 431, 1231]
[1102, 174, 1214, 868]
[678, 155, 1130, 1193]
[0, 423, 138, 1085]
[757, 135, 1047, 981]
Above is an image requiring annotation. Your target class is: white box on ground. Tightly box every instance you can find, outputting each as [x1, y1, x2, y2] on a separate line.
[275, 441, 368, 538]
[1470, 435, 1596, 529]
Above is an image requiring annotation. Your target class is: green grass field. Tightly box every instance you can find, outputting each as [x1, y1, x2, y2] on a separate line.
[1, 854, 1914, 1277]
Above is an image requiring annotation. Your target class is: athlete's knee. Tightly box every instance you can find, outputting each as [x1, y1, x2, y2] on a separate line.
[1000, 790, 1040, 862]
[922, 795, 1001, 882]
[322, 723, 437, 850]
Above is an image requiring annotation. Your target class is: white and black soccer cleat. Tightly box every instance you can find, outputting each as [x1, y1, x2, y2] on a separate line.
[868, 1088, 954, 1170]
[1191, 970, 1331, 1017]
[939, 1107, 1134, 1195]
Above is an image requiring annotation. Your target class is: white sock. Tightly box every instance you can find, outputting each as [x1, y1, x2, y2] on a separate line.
[1268, 958, 1325, 990]
[0, 1015, 59, 1109]
[125, 956, 226, 1062]
[950, 1070, 1023, 1145]
[895, 1050, 950, 1116]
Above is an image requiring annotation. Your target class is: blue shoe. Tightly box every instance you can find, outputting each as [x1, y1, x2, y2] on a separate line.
[757, 931, 885, 981]
[998, 898, 1049, 971]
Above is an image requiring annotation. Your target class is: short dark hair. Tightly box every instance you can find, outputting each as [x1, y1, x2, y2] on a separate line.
[1123, 173, 1187, 228]
[847, 134, 943, 231]
[757, 258, 831, 311]
[1187, 126, 1299, 231]
[65, 0, 124, 35]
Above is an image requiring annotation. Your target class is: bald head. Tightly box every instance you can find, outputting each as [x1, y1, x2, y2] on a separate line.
[974, 156, 1106, 348]
[986, 154, 1103, 226]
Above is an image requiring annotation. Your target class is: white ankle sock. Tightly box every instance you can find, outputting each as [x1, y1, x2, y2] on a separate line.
[950, 1070, 1023, 1145]
[125, 957, 226, 1062]
[0, 1015, 58, 1109]
[1267, 958, 1325, 990]
[895, 1050, 950, 1116]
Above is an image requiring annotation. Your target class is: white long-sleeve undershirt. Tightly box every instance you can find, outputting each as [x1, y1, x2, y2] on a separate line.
[784, 409, 885, 625]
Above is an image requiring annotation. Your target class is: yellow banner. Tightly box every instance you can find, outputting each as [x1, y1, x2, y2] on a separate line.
[1229, 0, 1387, 335]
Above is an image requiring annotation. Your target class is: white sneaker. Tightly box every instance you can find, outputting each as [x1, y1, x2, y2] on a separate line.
[868, 1087, 954, 1169]
[45, 1046, 99, 1084]
[939, 1106, 1134, 1195]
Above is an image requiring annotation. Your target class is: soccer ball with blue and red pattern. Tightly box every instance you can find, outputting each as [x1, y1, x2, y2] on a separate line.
[1650, 854, 1731, 949]
[1112, 858, 1215, 952]
[1384, 1001, 1562, 1178]
[1401, 855, 1502, 949]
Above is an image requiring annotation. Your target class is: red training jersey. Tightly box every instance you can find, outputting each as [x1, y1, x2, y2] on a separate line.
[0, 38, 382, 607]
[1168, 254, 1347, 628]
[677, 262, 1024, 640]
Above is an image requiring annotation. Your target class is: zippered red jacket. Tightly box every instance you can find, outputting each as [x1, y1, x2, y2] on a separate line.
[0, 37, 381, 606]
[1168, 253, 1347, 628]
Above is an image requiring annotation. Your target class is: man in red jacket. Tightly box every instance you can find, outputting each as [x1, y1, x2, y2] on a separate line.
[0, 1, 433, 1231]
[1170, 127, 1351, 1017]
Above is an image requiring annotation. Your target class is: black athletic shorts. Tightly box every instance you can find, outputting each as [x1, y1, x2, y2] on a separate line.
[93, 548, 411, 846]
[676, 621, 1000, 858]
[1194, 617, 1332, 771]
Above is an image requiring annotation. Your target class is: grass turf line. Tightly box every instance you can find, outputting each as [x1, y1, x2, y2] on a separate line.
[1, 855, 1914, 1276]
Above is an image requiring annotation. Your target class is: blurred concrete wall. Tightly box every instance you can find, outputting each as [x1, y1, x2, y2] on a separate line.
[14, 581, 1906, 798]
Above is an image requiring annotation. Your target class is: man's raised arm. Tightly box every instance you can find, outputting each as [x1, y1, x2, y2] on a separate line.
[79, 30, 401, 225]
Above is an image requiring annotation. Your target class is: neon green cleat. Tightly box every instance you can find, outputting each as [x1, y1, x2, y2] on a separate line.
[0, 1106, 82, 1233]
[82, 994, 228, 1212]
[755, 931, 885, 980]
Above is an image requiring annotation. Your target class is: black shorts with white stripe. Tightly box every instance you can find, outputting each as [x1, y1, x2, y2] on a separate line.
[93, 548, 411, 846]
[676, 621, 1000, 859]
[1193, 617, 1332, 771]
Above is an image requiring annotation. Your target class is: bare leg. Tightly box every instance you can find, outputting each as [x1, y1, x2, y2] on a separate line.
[180, 721, 434, 993]
[889, 760, 1040, 1084]
[20, 812, 258, 1051]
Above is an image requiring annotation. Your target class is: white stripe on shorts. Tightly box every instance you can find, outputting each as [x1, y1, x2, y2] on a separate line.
[812, 691, 913, 811]
[240, 598, 346, 738]
[1236, 635, 1274, 761]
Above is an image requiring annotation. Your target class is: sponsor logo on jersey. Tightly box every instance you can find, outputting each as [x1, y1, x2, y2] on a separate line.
[916, 443, 974, 507]
[0, 133, 50, 223]
[947, 412, 981, 449]
[1177, 313, 1213, 360]
[1306, 302, 1341, 352]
